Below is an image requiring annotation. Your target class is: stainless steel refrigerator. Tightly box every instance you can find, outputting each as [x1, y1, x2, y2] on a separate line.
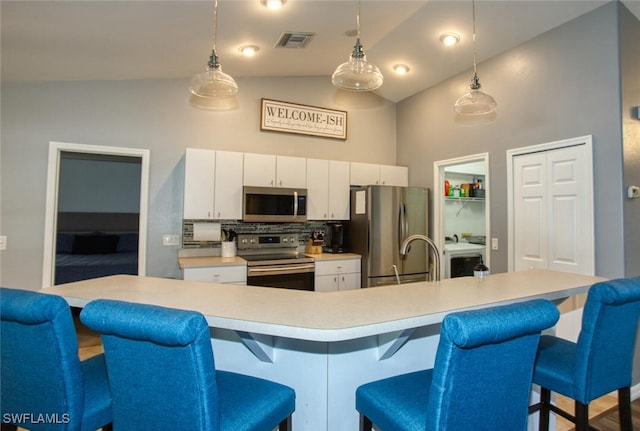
[348, 185, 429, 287]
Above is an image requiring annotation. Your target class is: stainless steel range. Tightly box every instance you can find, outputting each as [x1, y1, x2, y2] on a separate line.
[238, 233, 314, 291]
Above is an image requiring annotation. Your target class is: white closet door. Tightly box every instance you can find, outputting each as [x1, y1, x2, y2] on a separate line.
[513, 145, 592, 275]
[546, 146, 591, 274]
[513, 153, 548, 271]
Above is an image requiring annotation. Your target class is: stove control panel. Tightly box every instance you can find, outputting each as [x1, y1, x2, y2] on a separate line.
[237, 234, 300, 250]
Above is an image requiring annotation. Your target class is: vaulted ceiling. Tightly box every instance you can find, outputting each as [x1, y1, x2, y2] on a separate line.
[2, 1, 638, 102]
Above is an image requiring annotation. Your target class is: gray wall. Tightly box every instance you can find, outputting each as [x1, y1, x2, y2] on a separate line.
[0, 77, 396, 288]
[397, 2, 628, 279]
[59, 156, 141, 213]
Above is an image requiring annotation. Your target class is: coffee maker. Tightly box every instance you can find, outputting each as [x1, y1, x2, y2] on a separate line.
[325, 222, 348, 253]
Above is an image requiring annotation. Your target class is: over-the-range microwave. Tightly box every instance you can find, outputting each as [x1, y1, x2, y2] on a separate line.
[242, 186, 307, 223]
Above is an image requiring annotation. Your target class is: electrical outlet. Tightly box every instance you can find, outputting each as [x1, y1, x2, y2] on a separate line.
[162, 235, 180, 246]
[0, 236, 6, 251]
[491, 237, 499, 251]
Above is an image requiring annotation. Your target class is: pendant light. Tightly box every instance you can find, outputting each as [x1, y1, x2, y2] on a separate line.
[454, 0, 497, 115]
[189, 0, 238, 98]
[331, 0, 383, 92]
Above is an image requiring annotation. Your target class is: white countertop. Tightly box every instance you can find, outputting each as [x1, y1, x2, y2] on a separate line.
[178, 252, 360, 269]
[42, 270, 603, 342]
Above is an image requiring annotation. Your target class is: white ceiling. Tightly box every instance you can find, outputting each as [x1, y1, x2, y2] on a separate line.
[2, 0, 638, 102]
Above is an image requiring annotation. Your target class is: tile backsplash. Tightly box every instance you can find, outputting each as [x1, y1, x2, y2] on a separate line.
[182, 220, 329, 249]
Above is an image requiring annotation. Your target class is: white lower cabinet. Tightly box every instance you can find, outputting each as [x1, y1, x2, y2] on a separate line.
[314, 259, 361, 292]
[183, 265, 247, 285]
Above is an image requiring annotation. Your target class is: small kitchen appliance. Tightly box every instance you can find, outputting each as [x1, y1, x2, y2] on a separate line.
[325, 222, 348, 253]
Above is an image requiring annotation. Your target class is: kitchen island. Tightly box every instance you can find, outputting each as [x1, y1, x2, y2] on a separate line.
[43, 270, 604, 430]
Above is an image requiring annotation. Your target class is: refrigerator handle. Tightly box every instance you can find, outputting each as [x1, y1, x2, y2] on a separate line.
[401, 202, 408, 242]
[398, 203, 405, 253]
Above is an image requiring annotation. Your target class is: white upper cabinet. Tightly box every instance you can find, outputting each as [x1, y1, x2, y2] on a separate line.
[350, 162, 408, 187]
[349, 162, 379, 186]
[243, 153, 306, 188]
[243, 153, 277, 187]
[306, 159, 350, 220]
[276, 155, 307, 188]
[306, 158, 330, 220]
[379, 164, 408, 187]
[213, 151, 244, 220]
[183, 148, 243, 220]
[184, 148, 216, 220]
[328, 160, 350, 220]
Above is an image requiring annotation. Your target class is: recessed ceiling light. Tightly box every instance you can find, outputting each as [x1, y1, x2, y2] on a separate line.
[393, 64, 410, 75]
[440, 32, 461, 46]
[239, 45, 260, 57]
[261, 0, 286, 10]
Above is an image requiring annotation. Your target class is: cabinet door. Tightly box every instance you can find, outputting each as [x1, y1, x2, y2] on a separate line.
[243, 153, 276, 187]
[380, 165, 408, 186]
[338, 272, 361, 290]
[350, 162, 380, 186]
[184, 148, 215, 219]
[213, 151, 244, 220]
[328, 160, 350, 220]
[315, 274, 339, 292]
[276, 155, 306, 188]
[306, 158, 329, 220]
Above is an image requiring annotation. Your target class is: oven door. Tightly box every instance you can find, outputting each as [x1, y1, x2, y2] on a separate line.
[247, 263, 315, 291]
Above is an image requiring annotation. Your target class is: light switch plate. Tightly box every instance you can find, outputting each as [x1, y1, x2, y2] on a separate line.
[162, 235, 180, 246]
[491, 237, 499, 251]
[0, 235, 7, 251]
[628, 186, 640, 199]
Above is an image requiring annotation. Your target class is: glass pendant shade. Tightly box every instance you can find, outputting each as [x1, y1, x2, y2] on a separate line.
[332, 40, 383, 91]
[454, 0, 497, 116]
[189, 0, 238, 100]
[332, 2, 383, 92]
[190, 56, 238, 98]
[454, 74, 497, 115]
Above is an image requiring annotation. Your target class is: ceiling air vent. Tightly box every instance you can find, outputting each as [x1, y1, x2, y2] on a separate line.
[275, 32, 316, 49]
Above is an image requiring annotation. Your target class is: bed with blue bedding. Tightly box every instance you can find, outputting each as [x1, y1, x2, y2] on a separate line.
[54, 212, 139, 285]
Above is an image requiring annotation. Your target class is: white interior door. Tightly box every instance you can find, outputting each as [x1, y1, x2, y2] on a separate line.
[513, 153, 548, 271]
[512, 144, 593, 275]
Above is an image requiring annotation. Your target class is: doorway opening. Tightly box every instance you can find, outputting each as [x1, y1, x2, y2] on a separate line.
[42, 142, 150, 288]
[433, 153, 490, 279]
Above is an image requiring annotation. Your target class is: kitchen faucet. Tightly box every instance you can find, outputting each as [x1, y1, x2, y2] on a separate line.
[399, 235, 441, 282]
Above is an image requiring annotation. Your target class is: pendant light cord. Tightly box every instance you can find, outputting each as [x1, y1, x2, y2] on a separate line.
[207, 0, 220, 69]
[213, 0, 219, 53]
[356, 0, 361, 40]
[472, 0, 477, 76]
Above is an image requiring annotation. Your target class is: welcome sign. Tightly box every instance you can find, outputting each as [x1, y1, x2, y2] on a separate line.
[260, 99, 347, 140]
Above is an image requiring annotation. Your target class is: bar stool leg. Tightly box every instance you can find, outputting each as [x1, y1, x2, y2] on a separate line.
[538, 387, 551, 431]
[618, 386, 632, 431]
[574, 401, 589, 431]
[360, 414, 373, 431]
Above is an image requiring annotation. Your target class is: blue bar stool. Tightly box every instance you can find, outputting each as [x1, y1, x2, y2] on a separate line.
[356, 299, 560, 431]
[529, 277, 640, 431]
[0, 288, 113, 431]
[80, 299, 295, 431]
